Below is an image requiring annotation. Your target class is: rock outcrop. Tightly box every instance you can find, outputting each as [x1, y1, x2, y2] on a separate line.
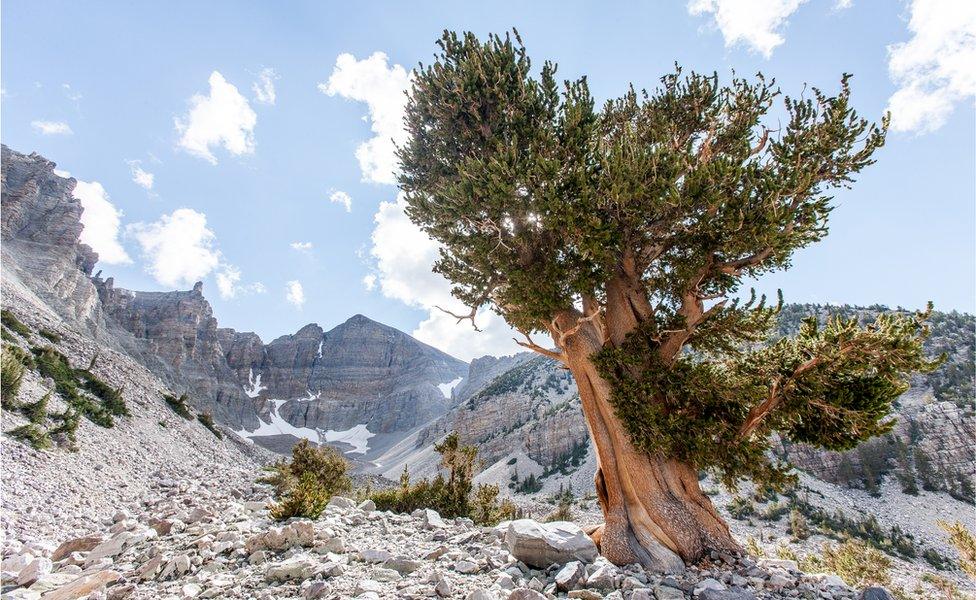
[94, 277, 260, 429]
[1, 145, 101, 325]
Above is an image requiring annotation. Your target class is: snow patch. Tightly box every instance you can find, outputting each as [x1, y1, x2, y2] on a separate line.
[243, 369, 267, 399]
[316, 340, 323, 358]
[235, 399, 322, 444]
[323, 424, 375, 455]
[438, 377, 463, 399]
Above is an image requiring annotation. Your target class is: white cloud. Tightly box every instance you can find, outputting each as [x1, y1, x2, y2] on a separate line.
[252, 68, 278, 105]
[688, 0, 807, 58]
[886, 0, 976, 133]
[128, 208, 221, 287]
[127, 160, 155, 191]
[175, 71, 256, 164]
[72, 181, 132, 265]
[215, 265, 266, 299]
[285, 280, 305, 308]
[319, 52, 411, 185]
[368, 193, 521, 361]
[290, 241, 313, 252]
[329, 190, 353, 212]
[362, 274, 377, 291]
[31, 120, 73, 135]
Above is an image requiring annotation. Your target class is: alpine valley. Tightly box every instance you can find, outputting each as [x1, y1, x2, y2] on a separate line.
[1, 145, 973, 599]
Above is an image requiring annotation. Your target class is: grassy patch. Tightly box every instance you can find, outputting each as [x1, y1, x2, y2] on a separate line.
[197, 412, 223, 439]
[9, 423, 52, 450]
[38, 329, 61, 344]
[32, 346, 122, 427]
[21, 392, 50, 424]
[162, 393, 193, 419]
[1, 345, 26, 409]
[1, 310, 31, 338]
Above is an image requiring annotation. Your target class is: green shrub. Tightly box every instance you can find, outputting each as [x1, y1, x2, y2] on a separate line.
[38, 329, 61, 344]
[1, 346, 26, 409]
[512, 472, 543, 494]
[545, 487, 575, 522]
[760, 501, 790, 522]
[270, 472, 332, 520]
[48, 408, 80, 450]
[471, 483, 518, 525]
[9, 423, 52, 450]
[938, 520, 976, 578]
[32, 346, 114, 427]
[22, 392, 50, 424]
[76, 370, 128, 417]
[369, 432, 513, 525]
[197, 412, 223, 439]
[1, 329, 16, 343]
[264, 439, 352, 520]
[1, 310, 31, 338]
[788, 508, 810, 540]
[804, 540, 892, 589]
[163, 393, 193, 419]
[4, 343, 35, 369]
[727, 496, 756, 520]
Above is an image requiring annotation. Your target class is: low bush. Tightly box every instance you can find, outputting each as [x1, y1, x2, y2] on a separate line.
[48, 408, 80, 450]
[197, 412, 223, 439]
[38, 329, 61, 344]
[727, 496, 756, 520]
[788, 508, 810, 540]
[32, 346, 117, 427]
[76, 370, 128, 417]
[163, 393, 193, 419]
[9, 423, 52, 450]
[1, 346, 26, 408]
[22, 392, 50, 424]
[938, 520, 976, 578]
[1, 310, 31, 338]
[545, 488, 575, 523]
[803, 540, 892, 589]
[369, 432, 513, 526]
[263, 439, 352, 520]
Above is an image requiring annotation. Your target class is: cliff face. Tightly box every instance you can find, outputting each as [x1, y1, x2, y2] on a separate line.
[94, 278, 260, 429]
[1, 146, 101, 325]
[222, 315, 469, 437]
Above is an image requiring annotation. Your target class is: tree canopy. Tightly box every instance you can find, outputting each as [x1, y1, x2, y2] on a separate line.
[398, 30, 941, 489]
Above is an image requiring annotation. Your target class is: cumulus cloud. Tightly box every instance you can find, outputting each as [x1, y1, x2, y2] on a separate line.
[72, 181, 132, 265]
[329, 190, 352, 212]
[252, 68, 278, 105]
[285, 280, 305, 308]
[215, 265, 266, 299]
[362, 274, 377, 291]
[688, 0, 807, 58]
[886, 0, 976, 133]
[126, 160, 155, 191]
[368, 193, 521, 361]
[319, 52, 411, 185]
[175, 71, 257, 164]
[290, 241, 313, 252]
[128, 208, 221, 287]
[31, 120, 73, 135]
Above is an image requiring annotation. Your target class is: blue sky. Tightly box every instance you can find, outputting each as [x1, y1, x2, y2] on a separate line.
[2, 0, 973, 360]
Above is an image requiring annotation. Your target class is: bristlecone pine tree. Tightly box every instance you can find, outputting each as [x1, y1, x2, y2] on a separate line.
[397, 30, 942, 571]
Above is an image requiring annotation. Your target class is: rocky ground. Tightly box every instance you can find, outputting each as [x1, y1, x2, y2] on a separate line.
[0, 478, 895, 600]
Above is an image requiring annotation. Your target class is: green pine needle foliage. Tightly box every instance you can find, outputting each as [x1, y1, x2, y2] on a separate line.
[197, 412, 223, 439]
[264, 439, 352, 520]
[398, 30, 941, 491]
[32, 346, 124, 428]
[1, 345, 26, 409]
[1, 310, 32, 338]
[9, 423, 52, 450]
[163, 393, 194, 419]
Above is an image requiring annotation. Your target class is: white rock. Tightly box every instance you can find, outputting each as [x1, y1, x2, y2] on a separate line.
[693, 578, 726, 595]
[17, 557, 52, 586]
[267, 556, 322, 581]
[423, 509, 448, 529]
[555, 561, 585, 591]
[504, 520, 599, 568]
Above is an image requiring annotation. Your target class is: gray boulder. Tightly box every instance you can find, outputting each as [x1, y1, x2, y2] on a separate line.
[505, 520, 598, 569]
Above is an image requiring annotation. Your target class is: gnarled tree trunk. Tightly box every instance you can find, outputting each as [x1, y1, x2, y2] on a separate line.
[552, 283, 740, 572]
